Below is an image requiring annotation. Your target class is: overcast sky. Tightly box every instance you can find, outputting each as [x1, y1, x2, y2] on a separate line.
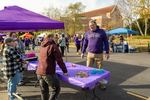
[0, 0, 115, 13]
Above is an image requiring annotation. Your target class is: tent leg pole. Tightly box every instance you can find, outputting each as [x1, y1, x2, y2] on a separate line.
[64, 29, 67, 62]
[138, 35, 142, 52]
[127, 32, 130, 53]
[36, 30, 39, 55]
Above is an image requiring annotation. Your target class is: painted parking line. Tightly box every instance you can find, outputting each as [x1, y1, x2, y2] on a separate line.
[147, 97, 150, 100]
[127, 92, 148, 100]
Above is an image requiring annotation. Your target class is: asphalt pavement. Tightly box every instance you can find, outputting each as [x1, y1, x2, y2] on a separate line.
[0, 45, 150, 100]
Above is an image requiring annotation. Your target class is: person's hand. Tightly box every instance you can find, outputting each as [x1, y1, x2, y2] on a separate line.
[63, 72, 70, 76]
[105, 54, 109, 60]
[81, 53, 84, 58]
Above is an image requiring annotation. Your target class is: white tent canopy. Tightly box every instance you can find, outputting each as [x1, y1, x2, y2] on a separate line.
[37, 33, 45, 37]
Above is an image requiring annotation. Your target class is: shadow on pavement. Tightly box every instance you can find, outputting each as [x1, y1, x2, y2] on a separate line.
[73, 60, 148, 100]
[11, 58, 149, 100]
[120, 84, 150, 89]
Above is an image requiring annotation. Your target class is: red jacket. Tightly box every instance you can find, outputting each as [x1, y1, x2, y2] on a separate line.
[36, 37, 67, 75]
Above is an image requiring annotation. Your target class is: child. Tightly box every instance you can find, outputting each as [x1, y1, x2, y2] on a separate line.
[3, 37, 24, 100]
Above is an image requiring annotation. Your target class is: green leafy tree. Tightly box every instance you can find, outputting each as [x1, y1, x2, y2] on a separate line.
[40, 2, 86, 36]
[126, 18, 150, 35]
[138, 0, 150, 36]
[64, 2, 86, 35]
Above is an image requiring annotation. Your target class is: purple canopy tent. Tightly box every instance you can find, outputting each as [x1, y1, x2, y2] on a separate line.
[0, 5, 68, 61]
[0, 5, 64, 32]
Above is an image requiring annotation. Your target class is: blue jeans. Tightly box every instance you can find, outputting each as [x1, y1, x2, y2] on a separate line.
[32, 44, 35, 50]
[66, 44, 69, 52]
[8, 71, 20, 100]
[19, 55, 24, 82]
[19, 72, 23, 82]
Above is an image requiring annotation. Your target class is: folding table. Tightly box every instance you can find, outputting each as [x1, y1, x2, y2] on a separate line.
[26, 61, 110, 100]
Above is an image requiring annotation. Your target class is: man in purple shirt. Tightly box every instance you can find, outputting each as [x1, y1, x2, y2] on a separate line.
[75, 34, 81, 55]
[81, 19, 109, 90]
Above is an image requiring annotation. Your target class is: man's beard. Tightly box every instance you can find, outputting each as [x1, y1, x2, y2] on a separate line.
[91, 29, 96, 31]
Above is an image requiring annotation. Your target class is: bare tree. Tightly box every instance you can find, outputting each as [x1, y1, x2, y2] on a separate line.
[115, 0, 145, 36]
[115, 0, 134, 29]
[41, 4, 63, 20]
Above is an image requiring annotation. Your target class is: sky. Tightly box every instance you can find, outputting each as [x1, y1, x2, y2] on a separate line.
[0, 0, 115, 13]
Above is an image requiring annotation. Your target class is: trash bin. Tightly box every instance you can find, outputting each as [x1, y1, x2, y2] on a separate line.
[148, 42, 150, 52]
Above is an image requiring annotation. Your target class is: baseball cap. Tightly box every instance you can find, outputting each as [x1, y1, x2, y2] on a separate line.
[4, 37, 15, 44]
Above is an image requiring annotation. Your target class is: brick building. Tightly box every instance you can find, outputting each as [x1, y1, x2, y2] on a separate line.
[81, 5, 123, 32]
[60, 5, 123, 35]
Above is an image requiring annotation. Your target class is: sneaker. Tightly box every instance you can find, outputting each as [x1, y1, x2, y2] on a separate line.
[0, 68, 3, 72]
[15, 92, 21, 96]
[99, 84, 106, 90]
[18, 81, 25, 86]
[16, 92, 19, 95]
[77, 52, 80, 55]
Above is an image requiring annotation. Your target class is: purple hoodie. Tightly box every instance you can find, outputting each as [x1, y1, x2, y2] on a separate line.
[82, 26, 109, 54]
[75, 36, 81, 45]
[25, 38, 29, 45]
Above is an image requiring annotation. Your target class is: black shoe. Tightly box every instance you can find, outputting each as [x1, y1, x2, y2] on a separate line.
[82, 88, 88, 90]
[99, 84, 106, 90]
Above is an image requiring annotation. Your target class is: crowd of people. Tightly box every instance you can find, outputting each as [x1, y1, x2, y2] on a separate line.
[108, 35, 125, 52]
[1, 19, 111, 100]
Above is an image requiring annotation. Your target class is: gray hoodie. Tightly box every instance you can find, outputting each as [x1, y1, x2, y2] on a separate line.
[58, 37, 66, 47]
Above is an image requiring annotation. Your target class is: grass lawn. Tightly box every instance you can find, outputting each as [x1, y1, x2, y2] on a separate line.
[69, 38, 150, 52]
[114, 37, 150, 52]
[69, 42, 76, 47]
